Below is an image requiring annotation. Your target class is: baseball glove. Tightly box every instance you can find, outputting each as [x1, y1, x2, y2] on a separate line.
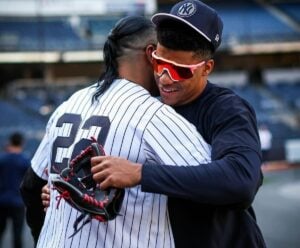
[51, 138, 125, 237]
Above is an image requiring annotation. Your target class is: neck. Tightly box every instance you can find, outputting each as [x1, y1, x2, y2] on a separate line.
[7, 145, 22, 153]
[118, 56, 150, 91]
[119, 62, 141, 84]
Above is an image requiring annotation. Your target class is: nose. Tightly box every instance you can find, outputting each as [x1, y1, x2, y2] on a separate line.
[158, 69, 175, 85]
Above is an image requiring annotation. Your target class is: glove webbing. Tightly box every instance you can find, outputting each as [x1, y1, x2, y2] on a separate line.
[68, 141, 108, 237]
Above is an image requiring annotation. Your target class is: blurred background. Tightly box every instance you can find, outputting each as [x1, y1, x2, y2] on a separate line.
[0, 0, 299, 247]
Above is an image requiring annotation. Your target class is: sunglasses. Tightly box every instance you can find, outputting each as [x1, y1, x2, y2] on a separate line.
[152, 50, 206, 81]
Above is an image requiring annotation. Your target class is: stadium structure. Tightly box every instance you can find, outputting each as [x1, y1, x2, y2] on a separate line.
[0, 0, 299, 164]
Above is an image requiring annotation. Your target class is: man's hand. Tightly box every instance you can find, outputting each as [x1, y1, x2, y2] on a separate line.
[41, 184, 50, 211]
[91, 156, 142, 189]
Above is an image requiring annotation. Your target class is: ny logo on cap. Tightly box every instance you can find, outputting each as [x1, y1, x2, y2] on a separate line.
[177, 2, 196, 17]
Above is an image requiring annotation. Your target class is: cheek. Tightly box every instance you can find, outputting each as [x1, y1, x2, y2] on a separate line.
[149, 77, 160, 96]
[154, 74, 160, 85]
[181, 78, 200, 95]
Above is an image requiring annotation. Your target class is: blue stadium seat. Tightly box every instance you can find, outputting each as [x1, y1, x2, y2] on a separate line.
[276, 3, 300, 22]
[211, 2, 299, 44]
[0, 17, 92, 51]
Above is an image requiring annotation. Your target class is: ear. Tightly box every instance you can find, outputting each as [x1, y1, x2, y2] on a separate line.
[145, 44, 156, 64]
[203, 59, 214, 76]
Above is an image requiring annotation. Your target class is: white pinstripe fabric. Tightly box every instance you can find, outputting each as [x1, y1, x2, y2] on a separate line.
[31, 79, 211, 248]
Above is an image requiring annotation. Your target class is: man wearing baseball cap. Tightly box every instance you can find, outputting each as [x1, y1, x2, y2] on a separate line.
[152, 0, 223, 51]
[148, 1, 266, 247]
[90, 1, 266, 247]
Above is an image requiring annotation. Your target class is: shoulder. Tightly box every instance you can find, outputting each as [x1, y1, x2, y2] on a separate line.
[114, 79, 153, 96]
[0, 153, 7, 164]
[20, 153, 31, 164]
[108, 79, 164, 112]
[204, 83, 256, 119]
[206, 83, 244, 105]
[46, 84, 97, 122]
[150, 103, 201, 138]
[67, 83, 97, 101]
[115, 79, 166, 109]
[197, 83, 258, 145]
[155, 103, 185, 121]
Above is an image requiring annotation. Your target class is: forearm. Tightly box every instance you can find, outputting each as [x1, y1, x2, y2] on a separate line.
[20, 167, 47, 245]
[141, 148, 262, 207]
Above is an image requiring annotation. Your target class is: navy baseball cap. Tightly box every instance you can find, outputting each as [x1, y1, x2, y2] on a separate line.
[151, 0, 223, 51]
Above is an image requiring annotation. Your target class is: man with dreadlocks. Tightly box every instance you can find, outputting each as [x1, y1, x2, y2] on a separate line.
[20, 15, 211, 248]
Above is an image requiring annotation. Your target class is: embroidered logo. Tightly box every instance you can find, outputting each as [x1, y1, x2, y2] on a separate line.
[215, 34, 220, 42]
[177, 2, 196, 17]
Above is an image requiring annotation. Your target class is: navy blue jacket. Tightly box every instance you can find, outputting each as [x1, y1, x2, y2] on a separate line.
[0, 152, 30, 207]
[141, 82, 266, 248]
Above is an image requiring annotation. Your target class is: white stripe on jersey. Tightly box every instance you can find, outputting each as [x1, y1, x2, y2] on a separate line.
[31, 79, 211, 248]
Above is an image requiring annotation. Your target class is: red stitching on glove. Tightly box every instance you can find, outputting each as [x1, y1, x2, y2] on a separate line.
[70, 146, 93, 168]
[55, 190, 70, 209]
[83, 194, 108, 209]
[93, 215, 106, 222]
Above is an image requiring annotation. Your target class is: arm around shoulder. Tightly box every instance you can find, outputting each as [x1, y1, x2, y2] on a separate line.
[141, 94, 263, 207]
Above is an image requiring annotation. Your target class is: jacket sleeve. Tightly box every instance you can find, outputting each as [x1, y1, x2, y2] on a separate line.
[141, 152, 262, 207]
[20, 167, 47, 246]
[141, 95, 263, 207]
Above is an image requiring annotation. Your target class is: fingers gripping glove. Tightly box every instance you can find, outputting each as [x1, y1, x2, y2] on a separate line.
[51, 139, 125, 237]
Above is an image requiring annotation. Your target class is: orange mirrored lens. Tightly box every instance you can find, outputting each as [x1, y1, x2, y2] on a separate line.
[153, 57, 193, 81]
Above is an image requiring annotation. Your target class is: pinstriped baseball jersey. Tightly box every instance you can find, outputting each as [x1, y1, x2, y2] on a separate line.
[31, 79, 211, 248]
